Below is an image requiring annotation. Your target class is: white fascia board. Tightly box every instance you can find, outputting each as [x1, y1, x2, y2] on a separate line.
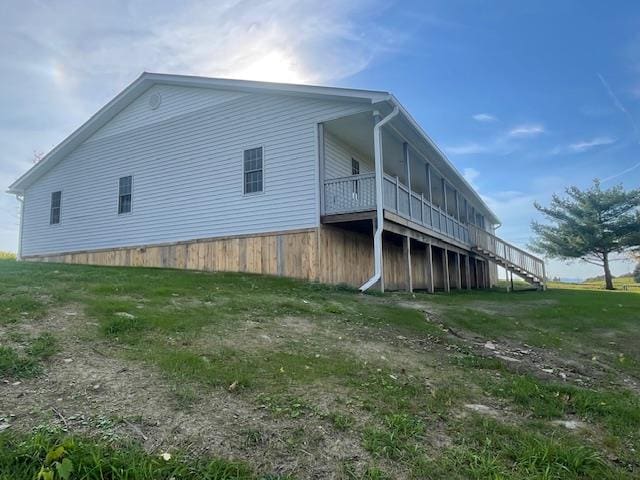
[7, 73, 155, 194]
[7, 72, 390, 194]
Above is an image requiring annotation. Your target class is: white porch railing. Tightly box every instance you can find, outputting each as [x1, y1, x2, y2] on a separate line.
[469, 226, 545, 280]
[323, 173, 376, 214]
[382, 174, 470, 244]
[323, 173, 470, 245]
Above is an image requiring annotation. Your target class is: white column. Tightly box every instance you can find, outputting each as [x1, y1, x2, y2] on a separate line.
[404, 142, 412, 218]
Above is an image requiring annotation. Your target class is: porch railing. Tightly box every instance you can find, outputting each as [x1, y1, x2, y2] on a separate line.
[323, 173, 376, 214]
[382, 174, 470, 244]
[323, 173, 471, 245]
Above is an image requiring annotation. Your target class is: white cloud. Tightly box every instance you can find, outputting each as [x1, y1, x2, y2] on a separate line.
[462, 167, 480, 188]
[507, 124, 545, 137]
[444, 143, 488, 155]
[0, 0, 402, 252]
[472, 113, 497, 122]
[568, 136, 615, 152]
[549, 136, 616, 155]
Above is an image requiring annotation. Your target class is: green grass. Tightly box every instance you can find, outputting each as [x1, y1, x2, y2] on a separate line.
[1, 259, 639, 478]
[0, 428, 261, 480]
[421, 417, 617, 479]
[0, 333, 59, 379]
[423, 286, 640, 376]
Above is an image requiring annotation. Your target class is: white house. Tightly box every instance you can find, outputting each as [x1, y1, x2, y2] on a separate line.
[7, 73, 545, 291]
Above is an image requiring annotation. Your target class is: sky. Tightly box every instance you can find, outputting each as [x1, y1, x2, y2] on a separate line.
[1, 0, 639, 280]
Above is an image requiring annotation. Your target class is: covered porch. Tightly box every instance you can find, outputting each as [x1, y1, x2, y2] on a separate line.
[319, 110, 488, 249]
[317, 108, 545, 292]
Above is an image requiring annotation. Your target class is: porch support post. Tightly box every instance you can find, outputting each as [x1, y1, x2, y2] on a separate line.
[318, 123, 326, 215]
[403, 235, 413, 292]
[359, 107, 399, 293]
[465, 254, 471, 290]
[486, 260, 491, 288]
[443, 248, 450, 293]
[426, 163, 432, 203]
[474, 258, 480, 288]
[455, 190, 460, 221]
[442, 178, 448, 213]
[426, 242, 434, 293]
[404, 142, 412, 218]
[456, 252, 462, 290]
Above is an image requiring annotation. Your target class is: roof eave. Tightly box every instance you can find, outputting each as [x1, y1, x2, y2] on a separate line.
[7, 72, 389, 193]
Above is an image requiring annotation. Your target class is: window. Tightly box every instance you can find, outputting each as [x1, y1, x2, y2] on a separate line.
[50, 191, 61, 225]
[243, 147, 263, 194]
[351, 158, 360, 175]
[118, 176, 132, 214]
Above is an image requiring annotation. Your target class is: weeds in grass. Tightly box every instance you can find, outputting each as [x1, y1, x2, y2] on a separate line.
[0, 346, 41, 378]
[363, 413, 425, 462]
[0, 293, 46, 324]
[421, 417, 617, 479]
[27, 333, 60, 359]
[488, 373, 640, 436]
[0, 428, 259, 480]
[329, 411, 355, 431]
[0, 333, 59, 379]
[341, 462, 391, 480]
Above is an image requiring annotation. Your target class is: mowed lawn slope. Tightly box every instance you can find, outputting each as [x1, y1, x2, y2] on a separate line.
[0, 259, 639, 479]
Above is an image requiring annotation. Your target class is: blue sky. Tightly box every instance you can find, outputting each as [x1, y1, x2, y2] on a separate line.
[1, 0, 638, 278]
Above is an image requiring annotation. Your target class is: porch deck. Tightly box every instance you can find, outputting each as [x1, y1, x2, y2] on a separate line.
[323, 173, 546, 289]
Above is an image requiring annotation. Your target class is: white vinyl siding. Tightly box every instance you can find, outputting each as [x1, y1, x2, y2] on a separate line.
[324, 131, 374, 179]
[21, 87, 370, 256]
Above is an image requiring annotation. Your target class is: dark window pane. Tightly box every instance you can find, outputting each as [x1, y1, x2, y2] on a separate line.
[119, 176, 132, 196]
[243, 148, 263, 193]
[118, 177, 132, 213]
[119, 194, 132, 214]
[351, 158, 360, 175]
[50, 191, 62, 224]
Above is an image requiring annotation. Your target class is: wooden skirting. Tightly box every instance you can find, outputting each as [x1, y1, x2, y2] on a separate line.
[24, 224, 491, 291]
[317, 224, 373, 286]
[24, 229, 320, 281]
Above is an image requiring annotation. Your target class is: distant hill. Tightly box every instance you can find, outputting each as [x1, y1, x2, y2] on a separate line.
[583, 273, 632, 283]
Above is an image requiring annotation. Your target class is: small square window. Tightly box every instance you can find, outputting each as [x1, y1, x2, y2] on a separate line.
[118, 176, 132, 214]
[50, 191, 61, 225]
[244, 147, 263, 194]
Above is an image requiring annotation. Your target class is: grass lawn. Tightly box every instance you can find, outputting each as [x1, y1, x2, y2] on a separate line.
[0, 259, 638, 479]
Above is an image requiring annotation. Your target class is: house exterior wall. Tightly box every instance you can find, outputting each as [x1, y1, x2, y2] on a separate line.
[324, 131, 374, 179]
[20, 84, 370, 256]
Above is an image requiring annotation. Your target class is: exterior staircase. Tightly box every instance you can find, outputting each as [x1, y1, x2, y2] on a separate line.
[469, 226, 546, 290]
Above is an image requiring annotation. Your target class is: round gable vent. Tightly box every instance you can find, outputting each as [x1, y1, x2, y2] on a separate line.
[148, 92, 162, 110]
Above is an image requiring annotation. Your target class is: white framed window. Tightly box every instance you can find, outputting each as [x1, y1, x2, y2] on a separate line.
[118, 176, 133, 214]
[243, 147, 263, 194]
[50, 191, 62, 225]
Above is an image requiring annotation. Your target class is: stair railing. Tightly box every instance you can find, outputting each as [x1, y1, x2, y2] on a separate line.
[469, 225, 545, 281]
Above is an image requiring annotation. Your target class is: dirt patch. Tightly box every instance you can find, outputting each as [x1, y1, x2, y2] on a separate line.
[1, 308, 376, 479]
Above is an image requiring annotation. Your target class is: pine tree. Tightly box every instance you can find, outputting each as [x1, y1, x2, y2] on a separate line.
[531, 180, 640, 290]
[634, 262, 640, 284]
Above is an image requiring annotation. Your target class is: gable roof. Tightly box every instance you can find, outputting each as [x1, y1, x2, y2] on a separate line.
[7, 72, 499, 224]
